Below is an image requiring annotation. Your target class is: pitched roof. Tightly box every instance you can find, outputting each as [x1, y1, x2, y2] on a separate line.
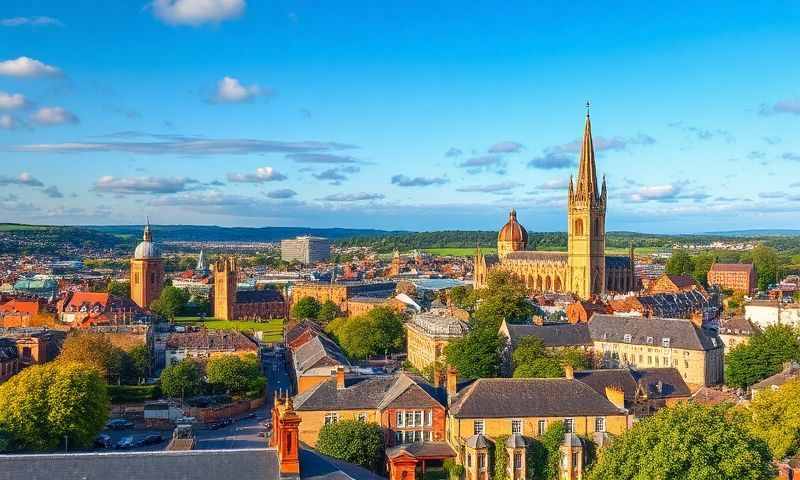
[503, 322, 592, 348]
[752, 362, 800, 390]
[574, 368, 691, 403]
[66, 292, 110, 310]
[504, 251, 568, 264]
[293, 334, 350, 374]
[286, 320, 324, 345]
[0, 299, 41, 315]
[448, 378, 623, 418]
[386, 442, 456, 460]
[294, 372, 443, 411]
[165, 330, 258, 352]
[709, 263, 754, 273]
[588, 314, 722, 351]
[667, 275, 699, 289]
[236, 289, 284, 305]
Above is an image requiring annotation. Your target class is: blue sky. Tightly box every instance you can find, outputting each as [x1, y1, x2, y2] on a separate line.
[1, 1, 799, 233]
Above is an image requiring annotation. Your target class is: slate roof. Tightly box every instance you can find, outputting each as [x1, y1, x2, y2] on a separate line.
[165, 330, 258, 352]
[236, 289, 285, 305]
[752, 362, 800, 391]
[574, 368, 691, 403]
[386, 442, 456, 459]
[504, 322, 592, 348]
[588, 314, 722, 351]
[464, 434, 491, 448]
[0, 448, 279, 480]
[605, 256, 632, 269]
[294, 372, 443, 411]
[636, 290, 713, 318]
[667, 275, 699, 289]
[0, 338, 18, 361]
[448, 378, 624, 418]
[286, 320, 324, 345]
[504, 251, 568, 264]
[709, 263, 754, 273]
[293, 334, 350, 374]
[719, 315, 758, 336]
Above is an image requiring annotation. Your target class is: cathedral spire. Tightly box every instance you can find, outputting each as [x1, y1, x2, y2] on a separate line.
[576, 102, 599, 201]
[143, 216, 152, 242]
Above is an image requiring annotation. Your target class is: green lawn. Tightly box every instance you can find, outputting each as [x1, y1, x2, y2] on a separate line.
[174, 316, 284, 342]
[423, 247, 494, 257]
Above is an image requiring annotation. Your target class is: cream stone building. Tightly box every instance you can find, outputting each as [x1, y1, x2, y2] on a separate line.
[406, 308, 470, 371]
[475, 111, 635, 300]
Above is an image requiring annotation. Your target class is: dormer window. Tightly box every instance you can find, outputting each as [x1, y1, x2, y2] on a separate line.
[662, 338, 671, 348]
[646, 336, 654, 345]
[623, 334, 632, 343]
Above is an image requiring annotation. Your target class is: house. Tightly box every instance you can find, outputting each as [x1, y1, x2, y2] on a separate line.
[292, 334, 351, 393]
[718, 315, 758, 353]
[0, 397, 384, 480]
[646, 274, 706, 295]
[588, 314, 724, 388]
[58, 291, 142, 327]
[164, 329, 259, 367]
[405, 308, 469, 371]
[745, 300, 800, 329]
[565, 300, 611, 324]
[751, 362, 800, 398]
[285, 319, 325, 351]
[498, 321, 593, 376]
[0, 297, 56, 328]
[707, 263, 756, 294]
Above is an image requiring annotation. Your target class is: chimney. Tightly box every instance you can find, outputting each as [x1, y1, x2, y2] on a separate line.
[335, 366, 345, 389]
[277, 396, 301, 477]
[432, 364, 441, 389]
[564, 364, 574, 380]
[604, 385, 625, 410]
[446, 366, 458, 404]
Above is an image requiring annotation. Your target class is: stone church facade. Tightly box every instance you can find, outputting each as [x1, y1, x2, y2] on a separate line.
[475, 111, 636, 299]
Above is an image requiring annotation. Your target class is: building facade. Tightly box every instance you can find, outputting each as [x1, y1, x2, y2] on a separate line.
[213, 256, 287, 321]
[130, 222, 164, 309]
[406, 309, 470, 371]
[707, 263, 756, 294]
[290, 281, 396, 317]
[474, 112, 635, 299]
[280, 236, 332, 265]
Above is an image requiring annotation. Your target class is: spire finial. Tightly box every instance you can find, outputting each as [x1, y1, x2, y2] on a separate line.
[585, 100, 591, 117]
[143, 216, 152, 241]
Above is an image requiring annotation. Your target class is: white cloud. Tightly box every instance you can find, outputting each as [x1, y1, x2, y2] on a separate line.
[214, 76, 263, 103]
[0, 91, 27, 110]
[319, 193, 384, 202]
[227, 166, 287, 183]
[94, 176, 198, 194]
[150, 0, 245, 26]
[31, 106, 79, 126]
[0, 114, 18, 129]
[488, 141, 524, 154]
[0, 56, 60, 77]
[1, 17, 63, 27]
[0, 172, 44, 187]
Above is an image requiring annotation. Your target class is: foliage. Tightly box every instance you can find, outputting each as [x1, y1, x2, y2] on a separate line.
[692, 252, 717, 287]
[473, 271, 536, 330]
[587, 403, 774, 480]
[449, 285, 477, 311]
[745, 379, 800, 459]
[666, 249, 694, 277]
[526, 421, 566, 480]
[512, 337, 590, 378]
[58, 332, 125, 381]
[444, 325, 502, 379]
[492, 435, 509, 480]
[127, 344, 152, 382]
[0, 362, 109, 451]
[107, 384, 160, 404]
[206, 354, 265, 397]
[292, 296, 321, 320]
[150, 286, 190, 321]
[316, 420, 385, 472]
[326, 308, 405, 359]
[443, 459, 465, 480]
[725, 324, 800, 389]
[744, 245, 781, 291]
[318, 300, 341, 323]
[160, 360, 204, 399]
[107, 280, 130, 298]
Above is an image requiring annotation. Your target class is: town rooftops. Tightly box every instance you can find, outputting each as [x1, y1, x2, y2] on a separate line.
[752, 362, 800, 391]
[573, 368, 691, 404]
[386, 442, 456, 460]
[0, 338, 18, 361]
[408, 309, 469, 338]
[293, 334, 350, 375]
[709, 263, 754, 273]
[165, 329, 258, 352]
[502, 321, 592, 348]
[0, 299, 42, 315]
[448, 378, 624, 418]
[588, 314, 722, 351]
[293, 372, 443, 411]
[235, 289, 284, 305]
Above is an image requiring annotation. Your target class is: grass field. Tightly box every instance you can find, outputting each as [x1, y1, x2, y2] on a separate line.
[0, 223, 48, 231]
[174, 316, 284, 342]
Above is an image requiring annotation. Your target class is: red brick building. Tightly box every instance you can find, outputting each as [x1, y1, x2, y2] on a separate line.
[707, 263, 756, 294]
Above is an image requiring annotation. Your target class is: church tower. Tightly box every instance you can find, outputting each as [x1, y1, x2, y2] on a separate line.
[567, 105, 607, 299]
[130, 219, 164, 309]
[497, 209, 528, 259]
[213, 256, 238, 321]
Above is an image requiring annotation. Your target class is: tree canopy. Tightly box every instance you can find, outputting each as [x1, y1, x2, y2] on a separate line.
[472, 271, 536, 329]
[745, 379, 800, 460]
[150, 286, 190, 320]
[665, 250, 695, 277]
[444, 325, 502, 379]
[316, 420, 385, 472]
[0, 362, 109, 451]
[512, 336, 591, 378]
[725, 324, 800, 389]
[587, 403, 774, 480]
[325, 307, 405, 359]
[58, 331, 124, 381]
[292, 296, 321, 320]
[160, 359, 204, 399]
[206, 354, 265, 397]
[317, 300, 341, 323]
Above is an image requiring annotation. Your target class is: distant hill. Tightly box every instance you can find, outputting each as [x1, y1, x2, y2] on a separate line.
[704, 229, 800, 237]
[83, 225, 405, 242]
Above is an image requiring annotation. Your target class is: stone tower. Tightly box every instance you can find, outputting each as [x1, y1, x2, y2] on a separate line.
[567, 106, 606, 299]
[389, 249, 402, 277]
[213, 256, 237, 321]
[497, 209, 528, 259]
[130, 219, 164, 309]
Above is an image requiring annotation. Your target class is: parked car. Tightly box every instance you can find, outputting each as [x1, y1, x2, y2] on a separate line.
[176, 416, 197, 425]
[94, 434, 113, 449]
[244, 413, 256, 419]
[209, 422, 225, 430]
[106, 419, 134, 430]
[142, 434, 163, 445]
[115, 436, 135, 449]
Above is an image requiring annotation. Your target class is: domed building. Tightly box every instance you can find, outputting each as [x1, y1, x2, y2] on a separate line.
[130, 220, 165, 309]
[475, 110, 636, 299]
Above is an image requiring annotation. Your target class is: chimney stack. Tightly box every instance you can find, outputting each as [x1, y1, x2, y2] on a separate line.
[335, 366, 345, 389]
[446, 366, 458, 404]
[564, 364, 574, 380]
[432, 363, 441, 389]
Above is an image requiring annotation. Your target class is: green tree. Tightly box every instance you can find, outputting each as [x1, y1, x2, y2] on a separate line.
[160, 360, 203, 399]
[472, 270, 535, 330]
[0, 362, 109, 451]
[107, 280, 130, 298]
[292, 296, 321, 319]
[444, 325, 502, 379]
[665, 249, 694, 277]
[206, 354, 265, 397]
[327, 308, 406, 360]
[367, 307, 405, 354]
[527, 421, 567, 480]
[512, 337, 590, 378]
[150, 286, 190, 320]
[449, 285, 476, 311]
[316, 420, 385, 472]
[126, 344, 152, 383]
[746, 379, 800, 459]
[692, 252, 716, 287]
[747, 245, 780, 291]
[58, 332, 125, 382]
[587, 403, 774, 480]
[725, 324, 800, 389]
[318, 300, 341, 323]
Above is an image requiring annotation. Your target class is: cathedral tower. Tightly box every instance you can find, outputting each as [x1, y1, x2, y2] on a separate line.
[567, 106, 607, 299]
[213, 256, 238, 321]
[130, 219, 164, 309]
[497, 209, 528, 259]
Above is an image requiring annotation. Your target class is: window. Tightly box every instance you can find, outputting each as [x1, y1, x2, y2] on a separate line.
[646, 336, 654, 345]
[478, 453, 487, 470]
[134, 273, 139, 284]
[511, 419, 522, 434]
[414, 411, 423, 427]
[537, 419, 547, 436]
[425, 410, 432, 426]
[396, 412, 404, 427]
[395, 431, 403, 444]
[623, 334, 632, 343]
[405, 412, 415, 427]
[467, 454, 472, 467]
[424, 431, 432, 442]
[564, 418, 574, 433]
[574, 219, 584, 236]
[324, 413, 338, 425]
[662, 338, 671, 348]
[474, 420, 485, 435]
[595, 417, 605, 433]
[514, 453, 523, 469]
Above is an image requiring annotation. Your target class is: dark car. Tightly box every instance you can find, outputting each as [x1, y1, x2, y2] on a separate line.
[209, 422, 224, 430]
[142, 434, 163, 445]
[115, 436, 135, 449]
[244, 413, 256, 419]
[106, 419, 134, 430]
[94, 434, 113, 449]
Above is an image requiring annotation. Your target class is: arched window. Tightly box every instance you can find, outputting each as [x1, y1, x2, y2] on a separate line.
[545, 276, 552, 291]
[554, 276, 562, 292]
[574, 219, 584, 236]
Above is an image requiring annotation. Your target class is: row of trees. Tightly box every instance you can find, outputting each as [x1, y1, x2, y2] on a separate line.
[325, 307, 405, 359]
[159, 354, 265, 399]
[291, 296, 341, 323]
[666, 245, 786, 290]
[59, 331, 151, 385]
